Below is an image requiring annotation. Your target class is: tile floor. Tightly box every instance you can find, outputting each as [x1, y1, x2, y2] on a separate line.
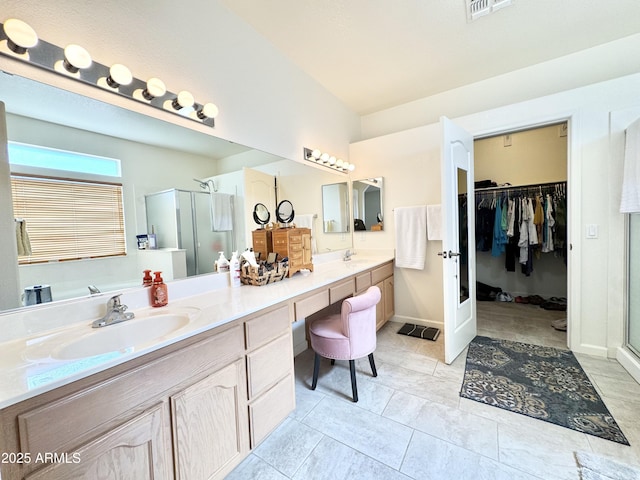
[227, 302, 640, 480]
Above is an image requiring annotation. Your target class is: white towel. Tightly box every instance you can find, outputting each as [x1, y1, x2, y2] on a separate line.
[621, 118, 640, 213]
[394, 205, 428, 270]
[211, 193, 234, 231]
[15, 219, 32, 256]
[294, 213, 318, 254]
[426, 204, 442, 240]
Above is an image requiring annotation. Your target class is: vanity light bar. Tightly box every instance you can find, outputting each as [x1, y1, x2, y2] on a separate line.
[304, 147, 355, 173]
[0, 19, 219, 128]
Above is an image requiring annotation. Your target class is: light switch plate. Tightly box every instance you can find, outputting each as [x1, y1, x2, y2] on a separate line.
[586, 224, 598, 239]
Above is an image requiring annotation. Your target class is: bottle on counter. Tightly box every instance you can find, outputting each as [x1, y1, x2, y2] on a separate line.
[215, 251, 229, 273]
[230, 251, 241, 287]
[150, 271, 168, 307]
[142, 269, 153, 287]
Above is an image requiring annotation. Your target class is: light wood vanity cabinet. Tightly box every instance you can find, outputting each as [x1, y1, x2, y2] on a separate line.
[367, 261, 395, 330]
[244, 305, 295, 447]
[272, 227, 313, 277]
[171, 360, 248, 480]
[24, 404, 170, 480]
[0, 321, 255, 480]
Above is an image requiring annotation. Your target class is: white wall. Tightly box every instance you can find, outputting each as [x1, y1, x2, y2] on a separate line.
[360, 34, 640, 141]
[0, 0, 360, 164]
[350, 125, 445, 325]
[351, 73, 640, 359]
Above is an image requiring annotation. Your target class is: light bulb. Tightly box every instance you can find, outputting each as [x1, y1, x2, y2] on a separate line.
[141, 77, 166, 100]
[347, 163, 355, 171]
[3, 18, 38, 54]
[320, 153, 330, 163]
[62, 44, 92, 73]
[336, 159, 344, 168]
[328, 156, 336, 165]
[106, 63, 132, 88]
[172, 90, 194, 110]
[342, 162, 350, 170]
[311, 149, 321, 160]
[197, 102, 219, 120]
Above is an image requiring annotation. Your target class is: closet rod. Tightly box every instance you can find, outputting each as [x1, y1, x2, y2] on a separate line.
[474, 180, 566, 194]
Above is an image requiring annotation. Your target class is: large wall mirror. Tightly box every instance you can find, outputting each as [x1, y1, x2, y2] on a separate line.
[0, 69, 351, 312]
[352, 177, 384, 231]
[322, 182, 350, 233]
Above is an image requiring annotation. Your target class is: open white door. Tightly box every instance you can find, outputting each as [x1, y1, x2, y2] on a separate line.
[440, 116, 476, 364]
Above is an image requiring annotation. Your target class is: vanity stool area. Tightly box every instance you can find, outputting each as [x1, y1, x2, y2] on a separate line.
[0, 256, 394, 480]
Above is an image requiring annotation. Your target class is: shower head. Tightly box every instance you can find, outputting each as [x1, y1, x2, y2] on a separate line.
[193, 178, 209, 190]
[193, 178, 217, 192]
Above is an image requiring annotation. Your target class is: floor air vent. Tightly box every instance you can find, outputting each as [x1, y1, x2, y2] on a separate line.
[467, 0, 513, 22]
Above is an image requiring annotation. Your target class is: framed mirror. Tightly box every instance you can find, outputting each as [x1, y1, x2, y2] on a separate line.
[253, 203, 270, 227]
[0, 70, 353, 312]
[275, 199, 295, 224]
[352, 177, 384, 231]
[322, 182, 349, 233]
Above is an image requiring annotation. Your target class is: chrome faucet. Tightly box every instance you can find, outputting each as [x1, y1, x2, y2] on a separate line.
[92, 294, 135, 328]
[343, 249, 352, 261]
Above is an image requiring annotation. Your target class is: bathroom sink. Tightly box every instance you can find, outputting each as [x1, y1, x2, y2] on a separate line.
[22, 307, 201, 361]
[52, 312, 193, 360]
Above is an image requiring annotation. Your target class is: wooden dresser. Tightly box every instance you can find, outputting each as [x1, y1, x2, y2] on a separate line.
[271, 227, 313, 277]
[251, 229, 273, 261]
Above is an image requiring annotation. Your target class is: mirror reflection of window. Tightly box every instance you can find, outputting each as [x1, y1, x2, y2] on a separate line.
[322, 182, 349, 233]
[352, 177, 384, 231]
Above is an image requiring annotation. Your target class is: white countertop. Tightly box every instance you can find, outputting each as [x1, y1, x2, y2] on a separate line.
[0, 254, 393, 409]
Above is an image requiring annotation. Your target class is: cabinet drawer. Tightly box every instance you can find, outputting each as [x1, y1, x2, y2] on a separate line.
[289, 234, 302, 244]
[290, 243, 303, 253]
[246, 333, 293, 399]
[355, 272, 372, 293]
[330, 279, 355, 303]
[371, 262, 393, 284]
[245, 305, 290, 350]
[273, 236, 288, 247]
[249, 374, 295, 447]
[294, 290, 329, 321]
[18, 325, 244, 455]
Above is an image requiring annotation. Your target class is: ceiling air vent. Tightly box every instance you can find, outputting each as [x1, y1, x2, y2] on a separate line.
[467, 0, 513, 22]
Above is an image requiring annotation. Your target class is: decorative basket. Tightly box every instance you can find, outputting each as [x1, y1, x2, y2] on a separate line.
[240, 260, 289, 286]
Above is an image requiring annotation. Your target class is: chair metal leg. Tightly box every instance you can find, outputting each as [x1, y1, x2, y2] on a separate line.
[349, 359, 358, 402]
[311, 353, 320, 390]
[368, 353, 378, 377]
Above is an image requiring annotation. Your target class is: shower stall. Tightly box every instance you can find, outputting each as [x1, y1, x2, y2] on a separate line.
[145, 189, 234, 277]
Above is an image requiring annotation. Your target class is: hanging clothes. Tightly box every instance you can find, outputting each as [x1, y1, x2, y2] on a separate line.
[492, 196, 508, 257]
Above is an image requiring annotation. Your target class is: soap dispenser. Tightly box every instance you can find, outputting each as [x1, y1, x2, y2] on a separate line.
[215, 251, 229, 273]
[142, 269, 153, 287]
[150, 271, 168, 307]
[230, 251, 241, 288]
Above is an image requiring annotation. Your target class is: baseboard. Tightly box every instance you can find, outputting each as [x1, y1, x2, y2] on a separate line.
[294, 340, 308, 357]
[571, 343, 609, 358]
[616, 347, 640, 384]
[392, 315, 443, 330]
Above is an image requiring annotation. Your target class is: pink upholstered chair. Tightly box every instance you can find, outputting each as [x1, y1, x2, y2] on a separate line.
[309, 286, 381, 402]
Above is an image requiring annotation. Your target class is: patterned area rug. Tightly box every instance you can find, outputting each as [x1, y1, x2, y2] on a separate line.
[460, 336, 629, 445]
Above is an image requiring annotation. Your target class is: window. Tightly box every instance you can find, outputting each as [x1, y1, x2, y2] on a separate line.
[12, 176, 126, 264]
[9, 143, 126, 265]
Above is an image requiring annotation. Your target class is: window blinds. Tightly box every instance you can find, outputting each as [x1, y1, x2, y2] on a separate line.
[11, 175, 126, 264]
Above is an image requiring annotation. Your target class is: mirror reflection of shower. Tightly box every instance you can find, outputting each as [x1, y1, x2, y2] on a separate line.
[193, 178, 218, 192]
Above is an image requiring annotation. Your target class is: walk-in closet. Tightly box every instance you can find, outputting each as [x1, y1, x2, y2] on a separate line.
[473, 123, 568, 346]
